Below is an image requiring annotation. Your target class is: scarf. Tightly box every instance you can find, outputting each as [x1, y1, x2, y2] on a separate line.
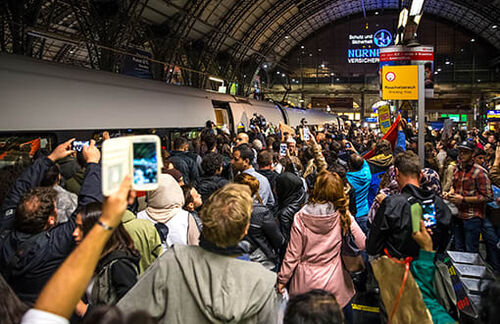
[145, 174, 185, 223]
[145, 174, 200, 245]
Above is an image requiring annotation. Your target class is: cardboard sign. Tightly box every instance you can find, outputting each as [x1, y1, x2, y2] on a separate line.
[378, 104, 391, 134]
[382, 65, 419, 100]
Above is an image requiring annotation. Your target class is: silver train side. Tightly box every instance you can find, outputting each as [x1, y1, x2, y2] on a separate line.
[0, 53, 343, 140]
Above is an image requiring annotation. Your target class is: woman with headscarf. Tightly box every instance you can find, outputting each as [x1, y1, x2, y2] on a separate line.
[274, 172, 307, 248]
[137, 174, 200, 249]
[420, 168, 442, 197]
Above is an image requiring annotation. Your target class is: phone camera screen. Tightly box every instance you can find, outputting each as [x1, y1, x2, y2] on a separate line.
[133, 142, 158, 185]
[280, 144, 287, 156]
[72, 141, 89, 152]
[422, 203, 437, 228]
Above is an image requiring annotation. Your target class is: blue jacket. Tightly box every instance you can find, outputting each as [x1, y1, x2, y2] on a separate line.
[346, 160, 372, 217]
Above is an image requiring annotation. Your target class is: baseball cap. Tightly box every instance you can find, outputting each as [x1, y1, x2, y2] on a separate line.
[457, 141, 475, 151]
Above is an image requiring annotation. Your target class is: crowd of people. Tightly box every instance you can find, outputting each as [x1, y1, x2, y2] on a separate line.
[0, 117, 499, 324]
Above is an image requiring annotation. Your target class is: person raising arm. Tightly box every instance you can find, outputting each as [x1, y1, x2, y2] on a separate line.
[21, 177, 135, 323]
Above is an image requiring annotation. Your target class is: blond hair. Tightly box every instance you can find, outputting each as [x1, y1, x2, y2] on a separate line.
[200, 184, 252, 247]
[234, 173, 263, 204]
[309, 170, 351, 233]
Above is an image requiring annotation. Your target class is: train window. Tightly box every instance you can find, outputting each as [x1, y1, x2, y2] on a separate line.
[212, 100, 234, 132]
[0, 134, 55, 169]
[214, 109, 229, 127]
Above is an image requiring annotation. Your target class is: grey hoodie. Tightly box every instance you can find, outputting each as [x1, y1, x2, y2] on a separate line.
[117, 245, 278, 324]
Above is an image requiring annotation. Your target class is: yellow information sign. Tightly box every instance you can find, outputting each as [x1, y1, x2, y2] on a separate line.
[378, 104, 391, 134]
[382, 65, 419, 100]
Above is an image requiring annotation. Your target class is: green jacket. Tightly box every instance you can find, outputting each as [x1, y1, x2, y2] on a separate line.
[411, 250, 457, 324]
[65, 168, 85, 195]
[117, 245, 277, 324]
[122, 210, 162, 274]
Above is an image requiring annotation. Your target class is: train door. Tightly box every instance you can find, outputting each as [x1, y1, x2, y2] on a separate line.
[212, 100, 234, 134]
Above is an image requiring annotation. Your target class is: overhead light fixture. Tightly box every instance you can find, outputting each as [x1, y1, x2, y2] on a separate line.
[301, 45, 305, 49]
[209, 76, 224, 84]
[285, 35, 289, 39]
[263, 64, 268, 68]
[471, 38, 476, 42]
[410, 0, 425, 16]
[398, 8, 409, 28]
[437, 68, 442, 72]
[277, 71, 280, 75]
[375, 11, 379, 15]
[493, 25, 498, 29]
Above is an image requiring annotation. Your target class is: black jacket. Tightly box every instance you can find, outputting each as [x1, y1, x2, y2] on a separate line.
[274, 173, 307, 245]
[256, 169, 279, 191]
[169, 151, 200, 185]
[244, 204, 284, 261]
[367, 184, 452, 259]
[195, 175, 229, 203]
[0, 157, 102, 304]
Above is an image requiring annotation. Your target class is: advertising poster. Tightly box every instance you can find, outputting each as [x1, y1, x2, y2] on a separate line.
[380, 46, 434, 98]
[378, 104, 391, 134]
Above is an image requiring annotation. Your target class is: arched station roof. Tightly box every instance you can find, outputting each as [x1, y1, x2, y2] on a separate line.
[3, 1, 500, 72]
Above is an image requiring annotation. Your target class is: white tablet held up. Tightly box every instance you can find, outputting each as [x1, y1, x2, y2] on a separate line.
[102, 135, 161, 196]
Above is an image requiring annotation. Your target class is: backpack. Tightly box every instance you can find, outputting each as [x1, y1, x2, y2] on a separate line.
[91, 257, 139, 305]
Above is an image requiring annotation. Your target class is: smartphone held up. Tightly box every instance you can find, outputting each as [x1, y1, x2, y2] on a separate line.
[102, 135, 161, 196]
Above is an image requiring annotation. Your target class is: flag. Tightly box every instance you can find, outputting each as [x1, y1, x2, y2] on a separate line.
[363, 114, 402, 160]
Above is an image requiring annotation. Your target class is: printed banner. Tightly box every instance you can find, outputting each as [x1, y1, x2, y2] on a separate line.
[378, 104, 392, 134]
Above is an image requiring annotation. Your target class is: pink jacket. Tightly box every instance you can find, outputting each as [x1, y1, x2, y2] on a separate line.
[278, 203, 366, 308]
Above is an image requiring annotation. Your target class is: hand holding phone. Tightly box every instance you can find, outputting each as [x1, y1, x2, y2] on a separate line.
[279, 143, 287, 157]
[102, 135, 161, 196]
[72, 140, 90, 152]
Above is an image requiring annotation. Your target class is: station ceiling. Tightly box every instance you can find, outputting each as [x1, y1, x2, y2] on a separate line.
[4, 0, 500, 71]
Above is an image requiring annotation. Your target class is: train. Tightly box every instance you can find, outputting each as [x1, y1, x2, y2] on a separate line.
[0, 53, 343, 153]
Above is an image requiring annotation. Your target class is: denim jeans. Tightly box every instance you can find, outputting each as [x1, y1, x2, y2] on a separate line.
[355, 215, 370, 236]
[481, 217, 500, 272]
[452, 217, 482, 252]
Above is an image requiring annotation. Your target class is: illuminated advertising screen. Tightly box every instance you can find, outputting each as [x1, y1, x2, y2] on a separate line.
[347, 29, 392, 64]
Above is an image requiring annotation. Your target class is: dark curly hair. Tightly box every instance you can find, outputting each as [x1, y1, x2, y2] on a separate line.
[15, 187, 57, 234]
[201, 153, 224, 176]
